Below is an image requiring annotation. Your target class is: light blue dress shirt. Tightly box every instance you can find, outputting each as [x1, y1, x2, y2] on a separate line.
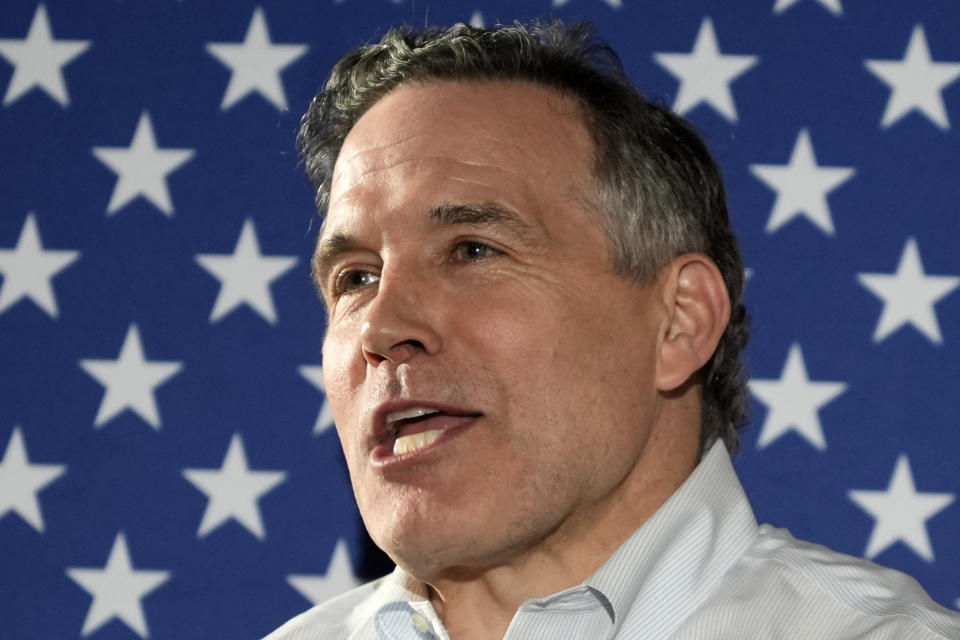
[265, 442, 960, 639]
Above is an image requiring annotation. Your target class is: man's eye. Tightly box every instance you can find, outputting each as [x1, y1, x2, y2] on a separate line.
[334, 269, 379, 295]
[454, 241, 498, 262]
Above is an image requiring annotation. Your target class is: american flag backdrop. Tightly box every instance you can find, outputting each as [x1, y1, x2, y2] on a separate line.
[1, 0, 958, 637]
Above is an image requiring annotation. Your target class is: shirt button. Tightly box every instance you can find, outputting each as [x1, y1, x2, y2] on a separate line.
[411, 612, 431, 633]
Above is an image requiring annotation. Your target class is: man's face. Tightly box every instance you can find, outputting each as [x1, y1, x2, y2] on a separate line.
[316, 80, 668, 578]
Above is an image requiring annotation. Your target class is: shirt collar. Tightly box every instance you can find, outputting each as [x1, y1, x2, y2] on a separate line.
[583, 441, 758, 636]
[369, 441, 757, 638]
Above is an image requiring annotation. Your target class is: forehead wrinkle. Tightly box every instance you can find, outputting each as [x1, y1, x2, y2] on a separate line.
[468, 130, 552, 167]
[333, 128, 502, 185]
[335, 130, 432, 169]
[331, 154, 516, 205]
[337, 119, 563, 186]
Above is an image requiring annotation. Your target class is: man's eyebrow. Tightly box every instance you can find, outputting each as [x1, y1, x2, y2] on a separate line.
[429, 202, 535, 242]
[311, 233, 361, 294]
[311, 202, 537, 293]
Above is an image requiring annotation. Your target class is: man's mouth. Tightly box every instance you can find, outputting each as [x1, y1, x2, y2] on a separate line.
[386, 407, 444, 455]
[378, 405, 481, 458]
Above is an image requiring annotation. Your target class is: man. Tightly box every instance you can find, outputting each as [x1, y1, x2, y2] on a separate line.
[268, 21, 960, 640]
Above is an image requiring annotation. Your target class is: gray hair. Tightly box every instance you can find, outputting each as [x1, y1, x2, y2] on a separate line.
[297, 20, 749, 452]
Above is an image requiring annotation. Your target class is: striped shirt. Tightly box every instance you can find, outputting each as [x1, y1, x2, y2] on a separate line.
[265, 442, 960, 639]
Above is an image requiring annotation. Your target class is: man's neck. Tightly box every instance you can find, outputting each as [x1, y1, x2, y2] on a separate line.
[423, 417, 700, 640]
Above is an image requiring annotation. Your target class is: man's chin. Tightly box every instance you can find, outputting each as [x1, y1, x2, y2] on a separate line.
[371, 523, 492, 580]
[373, 529, 464, 578]
[390, 549, 498, 585]
[373, 521, 539, 585]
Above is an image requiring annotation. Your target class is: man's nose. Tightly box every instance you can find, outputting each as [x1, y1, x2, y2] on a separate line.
[358, 273, 442, 366]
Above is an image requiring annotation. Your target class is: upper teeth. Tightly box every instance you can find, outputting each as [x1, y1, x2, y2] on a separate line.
[385, 407, 439, 426]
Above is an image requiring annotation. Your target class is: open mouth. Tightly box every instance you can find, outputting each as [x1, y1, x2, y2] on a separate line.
[382, 406, 481, 457]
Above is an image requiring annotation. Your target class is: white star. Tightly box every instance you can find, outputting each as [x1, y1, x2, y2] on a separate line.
[299, 365, 336, 434]
[0, 427, 65, 533]
[654, 17, 758, 122]
[552, 0, 623, 9]
[287, 540, 360, 605]
[182, 433, 286, 539]
[849, 455, 954, 561]
[857, 238, 959, 344]
[79, 324, 183, 429]
[749, 344, 847, 450]
[773, 0, 842, 15]
[195, 219, 298, 324]
[91, 112, 195, 216]
[0, 4, 90, 107]
[206, 8, 308, 110]
[865, 25, 960, 130]
[0, 213, 79, 317]
[66, 532, 170, 638]
[750, 129, 855, 235]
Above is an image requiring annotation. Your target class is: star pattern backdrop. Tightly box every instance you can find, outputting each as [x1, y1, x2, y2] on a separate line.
[0, 0, 958, 638]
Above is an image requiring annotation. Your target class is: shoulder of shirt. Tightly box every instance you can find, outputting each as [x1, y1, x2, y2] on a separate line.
[740, 524, 960, 638]
[261, 577, 388, 640]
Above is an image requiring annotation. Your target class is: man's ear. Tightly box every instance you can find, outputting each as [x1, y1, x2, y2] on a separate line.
[655, 254, 731, 392]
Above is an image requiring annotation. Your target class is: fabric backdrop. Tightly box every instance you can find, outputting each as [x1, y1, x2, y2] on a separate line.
[1, 1, 958, 638]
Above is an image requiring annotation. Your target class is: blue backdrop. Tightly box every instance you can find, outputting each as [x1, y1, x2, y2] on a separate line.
[1, 1, 958, 638]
